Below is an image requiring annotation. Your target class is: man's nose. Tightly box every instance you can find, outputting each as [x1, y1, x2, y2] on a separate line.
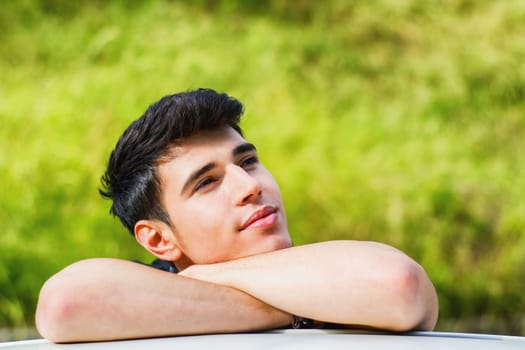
[227, 165, 262, 206]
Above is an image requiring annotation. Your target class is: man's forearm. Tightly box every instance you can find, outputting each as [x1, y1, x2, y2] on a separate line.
[180, 240, 439, 331]
[36, 258, 291, 343]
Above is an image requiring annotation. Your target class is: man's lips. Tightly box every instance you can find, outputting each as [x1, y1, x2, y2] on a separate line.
[240, 206, 278, 231]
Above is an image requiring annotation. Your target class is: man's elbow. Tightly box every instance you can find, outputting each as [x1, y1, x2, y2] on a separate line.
[389, 260, 439, 331]
[35, 276, 86, 343]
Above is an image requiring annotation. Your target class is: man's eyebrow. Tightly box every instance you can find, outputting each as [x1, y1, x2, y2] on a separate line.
[233, 142, 257, 157]
[181, 162, 216, 195]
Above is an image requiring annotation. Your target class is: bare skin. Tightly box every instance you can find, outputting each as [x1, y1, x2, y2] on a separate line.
[36, 241, 438, 343]
[36, 258, 291, 343]
[35, 126, 439, 343]
[180, 240, 439, 331]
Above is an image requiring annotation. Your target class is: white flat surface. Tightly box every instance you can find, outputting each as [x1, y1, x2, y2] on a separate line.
[1, 329, 524, 349]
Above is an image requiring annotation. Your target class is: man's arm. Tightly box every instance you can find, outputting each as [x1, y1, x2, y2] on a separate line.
[179, 240, 439, 331]
[35, 258, 292, 343]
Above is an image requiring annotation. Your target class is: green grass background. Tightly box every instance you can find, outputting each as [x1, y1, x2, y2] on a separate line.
[1, 0, 524, 337]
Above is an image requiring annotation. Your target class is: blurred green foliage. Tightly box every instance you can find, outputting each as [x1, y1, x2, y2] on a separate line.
[1, 0, 524, 336]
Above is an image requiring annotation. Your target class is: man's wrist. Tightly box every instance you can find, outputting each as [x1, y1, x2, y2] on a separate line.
[291, 315, 314, 329]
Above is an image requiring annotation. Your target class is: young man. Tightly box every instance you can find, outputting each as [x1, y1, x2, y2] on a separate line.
[35, 89, 439, 343]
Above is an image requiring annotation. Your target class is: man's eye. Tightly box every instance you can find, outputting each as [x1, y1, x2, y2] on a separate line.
[195, 177, 216, 192]
[241, 155, 259, 168]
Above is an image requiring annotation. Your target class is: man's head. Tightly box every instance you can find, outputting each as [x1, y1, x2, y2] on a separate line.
[101, 89, 292, 269]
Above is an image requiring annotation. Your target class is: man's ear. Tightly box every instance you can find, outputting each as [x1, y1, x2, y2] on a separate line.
[134, 220, 183, 262]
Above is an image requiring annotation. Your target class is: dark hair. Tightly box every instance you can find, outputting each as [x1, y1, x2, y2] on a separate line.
[100, 88, 244, 234]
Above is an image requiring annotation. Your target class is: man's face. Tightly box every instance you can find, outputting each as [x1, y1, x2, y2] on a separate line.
[156, 126, 292, 267]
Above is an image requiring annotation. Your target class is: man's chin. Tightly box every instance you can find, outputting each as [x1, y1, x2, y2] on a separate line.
[262, 234, 293, 253]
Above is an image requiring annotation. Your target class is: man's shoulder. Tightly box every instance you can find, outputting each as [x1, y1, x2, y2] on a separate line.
[149, 259, 179, 273]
